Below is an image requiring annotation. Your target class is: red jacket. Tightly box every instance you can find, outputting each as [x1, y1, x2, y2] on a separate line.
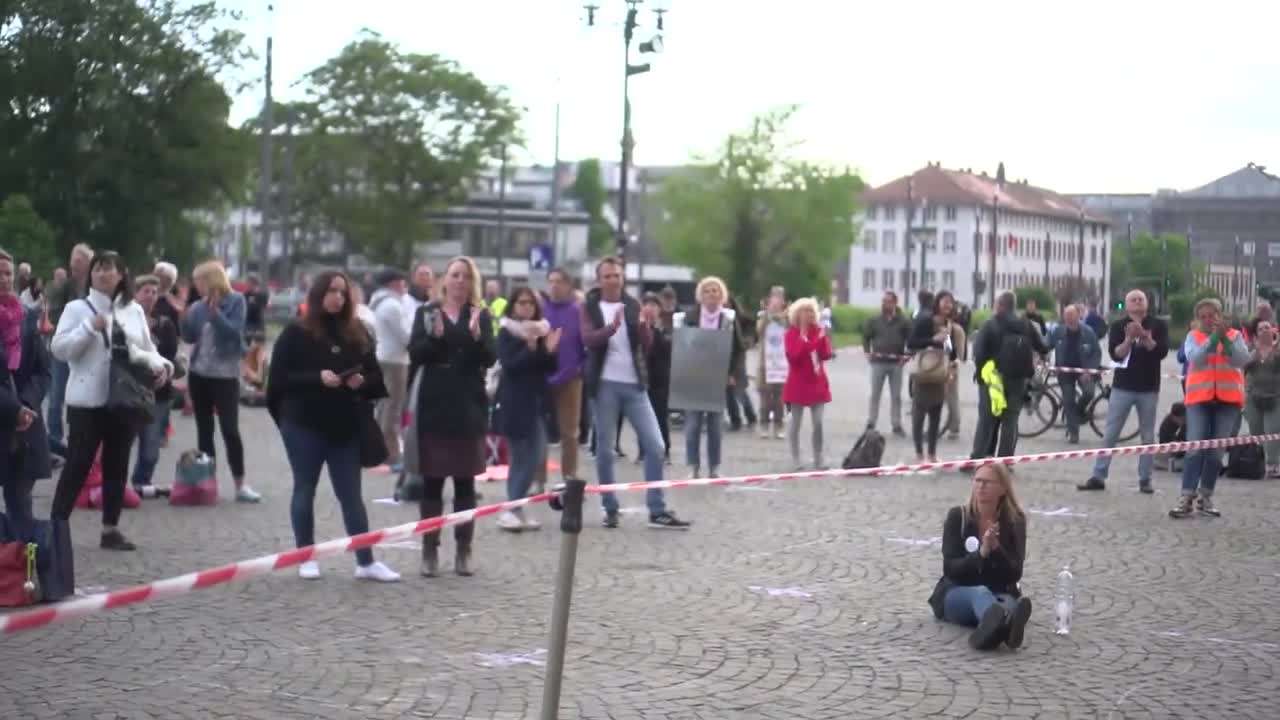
[782, 325, 833, 405]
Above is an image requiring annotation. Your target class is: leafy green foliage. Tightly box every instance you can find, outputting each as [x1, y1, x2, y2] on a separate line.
[1014, 285, 1056, 315]
[265, 32, 522, 268]
[1110, 232, 1200, 309]
[569, 159, 613, 255]
[0, 195, 58, 276]
[0, 0, 254, 269]
[655, 106, 864, 304]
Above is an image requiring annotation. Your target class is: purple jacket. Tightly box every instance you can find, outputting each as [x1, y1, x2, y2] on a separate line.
[544, 297, 585, 386]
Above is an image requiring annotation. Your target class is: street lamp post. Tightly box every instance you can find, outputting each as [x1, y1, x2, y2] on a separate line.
[972, 209, 982, 309]
[610, 1, 665, 261]
[903, 176, 914, 311]
[988, 191, 1000, 309]
[1077, 208, 1085, 292]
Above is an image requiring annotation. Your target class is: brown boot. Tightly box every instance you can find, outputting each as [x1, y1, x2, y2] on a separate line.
[420, 533, 439, 577]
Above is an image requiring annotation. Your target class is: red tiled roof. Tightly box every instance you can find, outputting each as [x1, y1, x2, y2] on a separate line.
[862, 165, 1109, 224]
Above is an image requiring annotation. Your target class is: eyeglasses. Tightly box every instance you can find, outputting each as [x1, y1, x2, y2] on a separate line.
[972, 475, 1001, 486]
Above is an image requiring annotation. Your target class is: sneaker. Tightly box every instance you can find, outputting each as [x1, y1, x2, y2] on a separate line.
[1138, 479, 1154, 495]
[603, 511, 620, 529]
[774, 428, 786, 440]
[1168, 495, 1195, 519]
[648, 511, 691, 530]
[235, 486, 263, 503]
[759, 426, 771, 439]
[1004, 597, 1033, 649]
[354, 561, 401, 583]
[1076, 477, 1106, 491]
[708, 467, 720, 479]
[1196, 495, 1221, 518]
[892, 427, 907, 437]
[968, 604, 1008, 650]
[521, 515, 542, 531]
[298, 561, 321, 580]
[99, 528, 136, 551]
[497, 511, 524, 532]
[688, 465, 700, 479]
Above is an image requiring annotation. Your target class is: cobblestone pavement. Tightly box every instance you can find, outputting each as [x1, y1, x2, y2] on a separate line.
[1, 351, 1278, 719]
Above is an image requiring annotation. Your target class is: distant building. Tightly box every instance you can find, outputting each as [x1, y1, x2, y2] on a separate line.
[851, 163, 1112, 311]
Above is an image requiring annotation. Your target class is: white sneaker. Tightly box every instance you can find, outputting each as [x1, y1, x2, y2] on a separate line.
[521, 515, 542, 531]
[354, 561, 401, 583]
[497, 511, 524, 532]
[298, 561, 321, 580]
[236, 486, 262, 503]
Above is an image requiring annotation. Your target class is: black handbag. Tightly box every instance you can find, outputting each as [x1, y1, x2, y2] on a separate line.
[356, 399, 388, 468]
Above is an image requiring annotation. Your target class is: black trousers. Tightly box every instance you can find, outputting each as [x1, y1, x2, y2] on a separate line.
[51, 406, 137, 525]
[420, 476, 477, 547]
[188, 373, 245, 479]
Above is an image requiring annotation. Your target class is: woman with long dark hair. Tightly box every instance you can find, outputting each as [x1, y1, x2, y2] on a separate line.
[408, 256, 496, 577]
[50, 251, 172, 550]
[267, 270, 399, 582]
[907, 290, 962, 463]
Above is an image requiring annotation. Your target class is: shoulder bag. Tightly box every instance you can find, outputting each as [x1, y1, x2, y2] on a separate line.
[82, 301, 156, 428]
[912, 321, 951, 385]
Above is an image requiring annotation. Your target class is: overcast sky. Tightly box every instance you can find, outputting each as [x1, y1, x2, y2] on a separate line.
[221, 0, 1280, 193]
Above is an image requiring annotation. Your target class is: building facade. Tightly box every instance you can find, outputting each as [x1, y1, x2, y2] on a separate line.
[849, 163, 1112, 311]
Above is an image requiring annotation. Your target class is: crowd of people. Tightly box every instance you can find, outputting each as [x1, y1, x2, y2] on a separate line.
[1, 241, 1274, 654]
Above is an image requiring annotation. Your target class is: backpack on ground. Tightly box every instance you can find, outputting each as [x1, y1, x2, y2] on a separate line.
[0, 514, 74, 605]
[1225, 443, 1265, 480]
[171, 450, 219, 506]
[842, 429, 885, 469]
[995, 326, 1036, 380]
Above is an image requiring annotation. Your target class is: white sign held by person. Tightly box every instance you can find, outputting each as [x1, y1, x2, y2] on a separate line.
[669, 325, 734, 413]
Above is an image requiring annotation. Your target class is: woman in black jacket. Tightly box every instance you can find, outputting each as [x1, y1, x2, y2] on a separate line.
[927, 463, 1032, 650]
[493, 287, 559, 532]
[636, 293, 672, 464]
[0, 250, 51, 534]
[906, 291, 961, 463]
[407, 256, 496, 578]
[267, 270, 400, 583]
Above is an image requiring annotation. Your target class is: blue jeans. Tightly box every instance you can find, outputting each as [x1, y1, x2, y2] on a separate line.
[507, 421, 547, 510]
[684, 411, 722, 470]
[279, 420, 375, 566]
[47, 359, 69, 448]
[592, 380, 667, 516]
[1181, 401, 1239, 497]
[942, 585, 1017, 627]
[1091, 388, 1159, 483]
[131, 402, 172, 488]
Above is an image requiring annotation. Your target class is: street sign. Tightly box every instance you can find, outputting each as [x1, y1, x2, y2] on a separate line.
[529, 243, 553, 271]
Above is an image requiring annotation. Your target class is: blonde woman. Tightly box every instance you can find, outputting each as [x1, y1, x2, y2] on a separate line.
[407, 256, 496, 576]
[782, 298, 833, 469]
[927, 463, 1032, 651]
[181, 261, 260, 503]
[674, 276, 743, 478]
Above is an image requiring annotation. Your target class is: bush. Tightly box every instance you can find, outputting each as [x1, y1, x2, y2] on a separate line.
[1014, 285, 1056, 314]
[830, 304, 877, 334]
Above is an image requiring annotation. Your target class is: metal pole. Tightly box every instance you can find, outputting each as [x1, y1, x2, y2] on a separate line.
[988, 194, 999, 309]
[637, 170, 647, 289]
[1233, 235, 1241, 315]
[257, 30, 275, 280]
[1077, 210, 1085, 292]
[1186, 224, 1193, 294]
[539, 478, 587, 720]
[1043, 230, 1050, 288]
[902, 177, 913, 311]
[549, 94, 562, 268]
[618, 6, 637, 260]
[972, 210, 981, 309]
[918, 198, 928, 292]
[496, 144, 508, 286]
[279, 107, 296, 285]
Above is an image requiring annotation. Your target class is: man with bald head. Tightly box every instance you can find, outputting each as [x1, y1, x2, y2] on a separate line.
[1079, 289, 1169, 493]
[1048, 304, 1101, 443]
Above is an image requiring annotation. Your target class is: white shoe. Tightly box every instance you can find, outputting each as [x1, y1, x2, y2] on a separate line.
[521, 515, 542, 531]
[235, 486, 262, 503]
[497, 511, 524, 532]
[298, 561, 321, 580]
[354, 561, 401, 583]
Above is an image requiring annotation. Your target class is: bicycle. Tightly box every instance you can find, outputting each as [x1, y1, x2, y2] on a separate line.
[1017, 365, 1141, 443]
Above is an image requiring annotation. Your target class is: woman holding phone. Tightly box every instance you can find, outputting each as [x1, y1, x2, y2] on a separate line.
[267, 270, 400, 582]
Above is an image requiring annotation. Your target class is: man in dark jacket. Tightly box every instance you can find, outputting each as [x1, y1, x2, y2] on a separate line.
[970, 291, 1050, 460]
[1047, 304, 1101, 443]
[723, 294, 756, 431]
[581, 257, 689, 529]
[863, 290, 910, 435]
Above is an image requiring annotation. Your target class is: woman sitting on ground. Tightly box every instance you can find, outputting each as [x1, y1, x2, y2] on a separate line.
[240, 331, 268, 406]
[927, 462, 1032, 650]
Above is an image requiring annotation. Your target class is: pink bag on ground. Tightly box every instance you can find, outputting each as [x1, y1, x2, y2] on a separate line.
[75, 446, 142, 509]
[169, 450, 219, 506]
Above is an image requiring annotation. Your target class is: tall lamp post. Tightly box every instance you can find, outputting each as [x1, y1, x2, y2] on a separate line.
[596, 1, 667, 261]
[256, 2, 276, 281]
[1077, 207, 1086, 293]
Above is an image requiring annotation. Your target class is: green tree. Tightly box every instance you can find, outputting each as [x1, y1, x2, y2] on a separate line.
[1110, 232, 1201, 311]
[0, 195, 58, 276]
[655, 106, 864, 303]
[1014, 285, 1055, 315]
[277, 32, 521, 268]
[569, 158, 613, 255]
[0, 0, 254, 268]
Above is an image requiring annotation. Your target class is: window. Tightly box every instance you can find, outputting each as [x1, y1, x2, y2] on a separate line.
[942, 270, 956, 288]
[884, 205, 897, 220]
[925, 270, 936, 289]
[866, 205, 878, 220]
[923, 206, 937, 222]
[863, 229, 877, 252]
[882, 230, 896, 254]
[942, 230, 957, 253]
[1090, 245, 1097, 264]
[862, 268, 876, 290]
[882, 269, 895, 290]
[945, 205, 958, 221]
[911, 270, 918, 290]
[1091, 224, 1098, 238]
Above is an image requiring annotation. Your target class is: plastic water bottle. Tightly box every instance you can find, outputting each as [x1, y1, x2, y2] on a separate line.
[1054, 566, 1075, 635]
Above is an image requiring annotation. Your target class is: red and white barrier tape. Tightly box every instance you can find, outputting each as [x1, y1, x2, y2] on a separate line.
[4, 432, 1276, 637]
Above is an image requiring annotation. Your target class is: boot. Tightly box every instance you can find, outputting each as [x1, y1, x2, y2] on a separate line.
[420, 533, 439, 577]
[455, 545, 473, 577]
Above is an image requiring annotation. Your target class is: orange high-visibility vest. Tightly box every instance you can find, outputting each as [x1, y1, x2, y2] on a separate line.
[1184, 328, 1244, 407]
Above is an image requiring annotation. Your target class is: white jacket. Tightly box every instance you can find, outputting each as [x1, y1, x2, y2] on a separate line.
[51, 289, 173, 409]
[371, 288, 410, 364]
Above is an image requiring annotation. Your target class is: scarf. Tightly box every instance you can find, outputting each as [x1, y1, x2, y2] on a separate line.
[0, 294, 23, 371]
[500, 317, 550, 340]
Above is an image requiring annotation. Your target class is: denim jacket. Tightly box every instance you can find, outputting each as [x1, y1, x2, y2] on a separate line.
[181, 291, 247, 364]
[1046, 323, 1101, 370]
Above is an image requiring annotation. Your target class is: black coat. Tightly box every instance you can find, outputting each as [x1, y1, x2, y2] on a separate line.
[493, 328, 556, 440]
[0, 307, 52, 484]
[408, 302, 497, 436]
[266, 319, 388, 442]
[927, 505, 1026, 619]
